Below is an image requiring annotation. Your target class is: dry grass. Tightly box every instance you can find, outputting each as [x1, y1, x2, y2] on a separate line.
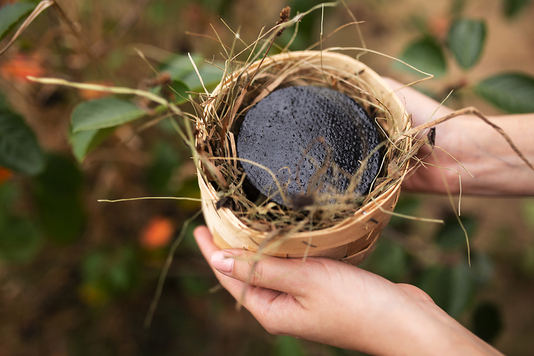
[194, 46, 418, 236]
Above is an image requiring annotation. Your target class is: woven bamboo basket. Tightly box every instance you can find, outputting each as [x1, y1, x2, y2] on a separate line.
[196, 50, 411, 265]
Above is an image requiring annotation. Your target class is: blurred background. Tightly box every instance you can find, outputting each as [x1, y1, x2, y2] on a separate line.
[1, 0, 534, 355]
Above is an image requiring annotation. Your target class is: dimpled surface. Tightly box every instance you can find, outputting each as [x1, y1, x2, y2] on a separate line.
[236, 85, 382, 206]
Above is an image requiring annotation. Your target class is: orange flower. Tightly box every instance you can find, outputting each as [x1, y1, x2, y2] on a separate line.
[429, 15, 451, 39]
[0, 53, 45, 83]
[140, 216, 175, 249]
[0, 167, 13, 185]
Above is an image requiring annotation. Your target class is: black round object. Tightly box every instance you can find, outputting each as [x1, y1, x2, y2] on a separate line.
[236, 85, 382, 206]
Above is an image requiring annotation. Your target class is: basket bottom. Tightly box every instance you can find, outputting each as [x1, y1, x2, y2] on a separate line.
[210, 224, 382, 266]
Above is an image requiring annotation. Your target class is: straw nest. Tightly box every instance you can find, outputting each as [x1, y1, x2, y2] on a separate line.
[195, 49, 415, 265]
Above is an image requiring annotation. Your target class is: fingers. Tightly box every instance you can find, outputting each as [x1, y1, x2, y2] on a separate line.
[194, 226, 219, 260]
[210, 248, 312, 298]
[194, 226, 248, 295]
[194, 226, 314, 298]
[193, 226, 305, 335]
[193, 225, 305, 297]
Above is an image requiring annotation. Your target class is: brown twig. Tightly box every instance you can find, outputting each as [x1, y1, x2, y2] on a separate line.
[52, 0, 114, 80]
[243, 7, 291, 92]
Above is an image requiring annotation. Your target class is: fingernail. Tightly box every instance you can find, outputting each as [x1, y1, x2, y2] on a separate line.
[211, 251, 234, 273]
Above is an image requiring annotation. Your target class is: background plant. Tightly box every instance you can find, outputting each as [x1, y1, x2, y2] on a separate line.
[0, 0, 533, 355]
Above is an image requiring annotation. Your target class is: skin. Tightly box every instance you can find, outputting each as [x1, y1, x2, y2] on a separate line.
[383, 78, 534, 195]
[195, 227, 504, 355]
[193, 79, 534, 354]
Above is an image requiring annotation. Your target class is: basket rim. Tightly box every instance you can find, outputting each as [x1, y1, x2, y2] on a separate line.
[197, 49, 411, 242]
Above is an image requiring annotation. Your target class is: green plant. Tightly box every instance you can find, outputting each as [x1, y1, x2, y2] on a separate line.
[395, 1, 534, 114]
[1, 1, 533, 355]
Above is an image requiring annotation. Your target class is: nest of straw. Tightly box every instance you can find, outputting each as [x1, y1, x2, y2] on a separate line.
[193, 49, 418, 261]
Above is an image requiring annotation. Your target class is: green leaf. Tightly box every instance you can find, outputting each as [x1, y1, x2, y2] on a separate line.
[34, 154, 83, 195]
[69, 126, 116, 162]
[396, 37, 447, 77]
[273, 336, 306, 356]
[361, 239, 407, 283]
[389, 195, 420, 228]
[417, 262, 476, 317]
[0, 217, 42, 263]
[474, 73, 534, 114]
[0, 113, 45, 175]
[33, 154, 85, 244]
[180, 277, 211, 296]
[169, 80, 190, 104]
[175, 177, 201, 212]
[150, 80, 190, 105]
[147, 141, 182, 194]
[82, 246, 139, 296]
[0, 180, 18, 208]
[503, 0, 531, 18]
[448, 262, 475, 317]
[469, 251, 494, 286]
[435, 215, 478, 250]
[71, 98, 145, 133]
[160, 54, 222, 92]
[472, 302, 502, 343]
[0, 2, 35, 41]
[417, 265, 450, 310]
[160, 54, 203, 81]
[182, 63, 223, 92]
[0, 92, 12, 113]
[448, 18, 486, 69]
[0, 182, 18, 232]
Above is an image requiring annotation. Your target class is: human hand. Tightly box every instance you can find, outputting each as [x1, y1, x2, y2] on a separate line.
[382, 77, 459, 194]
[194, 226, 503, 355]
[383, 78, 534, 195]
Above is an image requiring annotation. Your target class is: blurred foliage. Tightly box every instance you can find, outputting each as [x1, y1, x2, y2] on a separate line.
[0, 213, 42, 263]
[0, 0, 533, 355]
[80, 246, 139, 306]
[146, 140, 182, 195]
[434, 214, 477, 250]
[417, 262, 476, 317]
[474, 73, 534, 114]
[396, 36, 447, 77]
[361, 238, 408, 283]
[0, 101, 44, 175]
[393, 0, 534, 114]
[503, 0, 531, 18]
[447, 18, 486, 70]
[33, 154, 86, 244]
[273, 335, 307, 356]
[71, 98, 146, 133]
[472, 302, 503, 344]
[0, 1, 35, 41]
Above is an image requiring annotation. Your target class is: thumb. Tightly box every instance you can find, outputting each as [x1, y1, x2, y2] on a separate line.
[210, 249, 312, 297]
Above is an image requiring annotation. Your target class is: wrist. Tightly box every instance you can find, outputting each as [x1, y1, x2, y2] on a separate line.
[438, 114, 534, 195]
[391, 301, 502, 356]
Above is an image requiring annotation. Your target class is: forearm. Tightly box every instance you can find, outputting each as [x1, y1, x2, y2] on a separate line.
[349, 288, 503, 356]
[195, 227, 504, 356]
[383, 78, 534, 195]
[392, 301, 504, 356]
[433, 112, 534, 195]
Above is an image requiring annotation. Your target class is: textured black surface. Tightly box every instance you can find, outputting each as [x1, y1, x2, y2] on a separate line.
[236, 86, 382, 206]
